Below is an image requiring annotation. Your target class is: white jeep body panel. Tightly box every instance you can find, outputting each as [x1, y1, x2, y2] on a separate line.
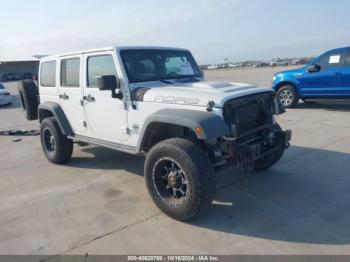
[38, 46, 274, 153]
[34, 46, 290, 221]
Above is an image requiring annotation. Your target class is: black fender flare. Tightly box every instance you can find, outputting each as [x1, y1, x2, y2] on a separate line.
[38, 102, 73, 136]
[137, 108, 229, 152]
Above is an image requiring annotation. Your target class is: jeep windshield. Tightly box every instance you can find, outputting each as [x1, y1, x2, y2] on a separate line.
[120, 49, 202, 83]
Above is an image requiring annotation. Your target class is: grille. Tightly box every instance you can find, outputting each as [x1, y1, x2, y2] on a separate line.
[223, 92, 274, 137]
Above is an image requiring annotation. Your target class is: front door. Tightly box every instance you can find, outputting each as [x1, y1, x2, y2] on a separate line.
[58, 55, 86, 134]
[82, 52, 129, 143]
[299, 51, 345, 97]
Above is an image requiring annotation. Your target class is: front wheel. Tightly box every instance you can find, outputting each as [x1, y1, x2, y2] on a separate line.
[145, 138, 216, 221]
[276, 85, 298, 108]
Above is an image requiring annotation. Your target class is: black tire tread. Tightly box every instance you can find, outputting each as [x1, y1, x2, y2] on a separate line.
[40, 117, 73, 164]
[145, 138, 216, 221]
[17, 80, 39, 120]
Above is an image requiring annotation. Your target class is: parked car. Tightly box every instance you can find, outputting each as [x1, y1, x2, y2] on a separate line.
[23, 72, 33, 80]
[272, 46, 350, 108]
[0, 73, 6, 81]
[18, 46, 291, 221]
[270, 59, 289, 67]
[0, 73, 19, 82]
[207, 64, 218, 70]
[228, 63, 239, 68]
[253, 62, 269, 68]
[0, 83, 12, 105]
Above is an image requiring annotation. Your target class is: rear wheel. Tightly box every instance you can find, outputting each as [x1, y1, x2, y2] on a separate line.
[276, 85, 298, 108]
[145, 138, 216, 221]
[40, 117, 73, 164]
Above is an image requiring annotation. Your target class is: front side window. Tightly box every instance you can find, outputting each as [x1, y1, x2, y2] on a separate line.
[315, 51, 344, 69]
[87, 55, 117, 87]
[40, 61, 56, 87]
[61, 58, 80, 87]
[120, 49, 202, 83]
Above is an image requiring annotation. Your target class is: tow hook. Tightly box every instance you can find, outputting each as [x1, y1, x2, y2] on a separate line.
[207, 100, 215, 112]
[266, 129, 292, 149]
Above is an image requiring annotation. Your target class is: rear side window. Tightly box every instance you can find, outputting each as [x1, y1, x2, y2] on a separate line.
[61, 58, 80, 87]
[87, 55, 116, 87]
[40, 61, 56, 87]
[342, 51, 350, 66]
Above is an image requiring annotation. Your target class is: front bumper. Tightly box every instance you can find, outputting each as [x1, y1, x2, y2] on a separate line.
[234, 129, 292, 170]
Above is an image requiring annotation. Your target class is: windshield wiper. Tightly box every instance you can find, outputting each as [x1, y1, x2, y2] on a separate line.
[174, 77, 200, 83]
[160, 79, 174, 85]
[131, 78, 173, 84]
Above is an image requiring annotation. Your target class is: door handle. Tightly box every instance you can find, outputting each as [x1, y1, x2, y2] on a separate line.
[334, 72, 343, 76]
[59, 93, 69, 100]
[83, 94, 95, 102]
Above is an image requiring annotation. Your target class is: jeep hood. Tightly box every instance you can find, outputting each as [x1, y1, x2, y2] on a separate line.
[136, 81, 272, 107]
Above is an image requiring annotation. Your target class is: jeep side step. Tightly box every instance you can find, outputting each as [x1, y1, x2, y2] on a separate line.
[68, 134, 138, 155]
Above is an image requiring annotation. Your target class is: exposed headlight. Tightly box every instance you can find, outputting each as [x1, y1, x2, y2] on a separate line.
[272, 76, 276, 81]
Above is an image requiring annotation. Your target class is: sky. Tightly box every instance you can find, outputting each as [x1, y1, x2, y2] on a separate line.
[1, 0, 349, 64]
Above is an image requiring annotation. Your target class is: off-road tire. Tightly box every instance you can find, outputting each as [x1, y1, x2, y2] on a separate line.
[40, 117, 73, 164]
[145, 138, 216, 221]
[276, 85, 298, 108]
[253, 124, 285, 171]
[17, 80, 39, 120]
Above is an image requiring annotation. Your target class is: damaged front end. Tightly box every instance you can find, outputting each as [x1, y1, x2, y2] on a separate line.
[209, 92, 292, 171]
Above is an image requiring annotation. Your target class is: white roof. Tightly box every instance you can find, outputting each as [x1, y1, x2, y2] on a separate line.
[0, 57, 39, 63]
[2, 46, 190, 63]
[41, 46, 189, 61]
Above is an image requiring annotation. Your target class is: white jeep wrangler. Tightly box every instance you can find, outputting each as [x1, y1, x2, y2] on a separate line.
[18, 46, 291, 221]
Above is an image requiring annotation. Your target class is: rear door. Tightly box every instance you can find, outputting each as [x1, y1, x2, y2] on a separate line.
[299, 50, 345, 97]
[58, 55, 86, 134]
[342, 50, 350, 96]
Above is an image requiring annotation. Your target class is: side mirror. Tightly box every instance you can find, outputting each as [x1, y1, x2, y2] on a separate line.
[307, 64, 321, 73]
[97, 75, 123, 99]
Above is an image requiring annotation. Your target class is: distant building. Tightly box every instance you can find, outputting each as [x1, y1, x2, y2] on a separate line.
[0, 57, 40, 79]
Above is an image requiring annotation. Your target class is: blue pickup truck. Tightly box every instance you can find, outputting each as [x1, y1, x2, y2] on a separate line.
[272, 47, 350, 108]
